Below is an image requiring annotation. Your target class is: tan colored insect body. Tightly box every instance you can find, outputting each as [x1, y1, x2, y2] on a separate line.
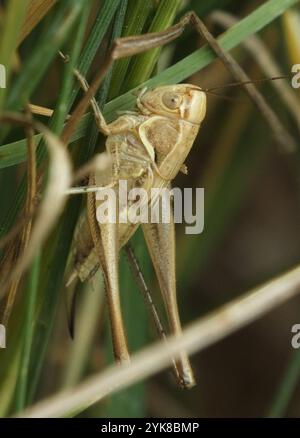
[75, 84, 206, 279]
[69, 84, 206, 388]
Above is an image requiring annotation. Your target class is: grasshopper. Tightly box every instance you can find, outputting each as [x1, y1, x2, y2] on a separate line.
[62, 11, 294, 389]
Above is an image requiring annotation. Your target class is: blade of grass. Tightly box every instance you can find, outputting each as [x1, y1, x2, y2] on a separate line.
[26, 0, 128, 403]
[79, 0, 129, 160]
[0, 113, 72, 301]
[61, 274, 104, 390]
[2, 108, 37, 328]
[1, 0, 298, 170]
[5, 0, 82, 112]
[0, 1, 88, 288]
[24, 4, 92, 403]
[0, 0, 29, 110]
[181, 0, 234, 17]
[0, 3, 86, 411]
[15, 251, 41, 411]
[68, 0, 122, 109]
[268, 349, 300, 417]
[18, 0, 57, 44]
[60, 0, 129, 392]
[18, 258, 300, 418]
[0, 0, 121, 253]
[107, 0, 299, 112]
[108, 0, 155, 99]
[0, 347, 22, 416]
[123, 0, 181, 91]
[0, 112, 71, 416]
[282, 8, 300, 68]
[0, 2, 89, 415]
[191, 13, 297, 152]
[210, 11, 300, 134]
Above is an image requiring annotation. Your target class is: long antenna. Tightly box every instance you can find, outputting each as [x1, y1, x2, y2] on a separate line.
[205, 75, 289, 93]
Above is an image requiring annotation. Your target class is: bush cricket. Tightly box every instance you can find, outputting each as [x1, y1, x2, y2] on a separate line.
[56, 12, 295, 389]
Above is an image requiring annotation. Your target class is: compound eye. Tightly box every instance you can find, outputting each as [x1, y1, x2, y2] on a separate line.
[162, 92, 181, 110]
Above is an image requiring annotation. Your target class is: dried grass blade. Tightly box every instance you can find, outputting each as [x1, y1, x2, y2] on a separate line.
[210, 10, 300, 135]
[17, 260, 300, 418]
[191, 14, 298, 153]
[0, 113, 72, 304]
[2, 109, 36, 325]
[19, 0, 57, 44]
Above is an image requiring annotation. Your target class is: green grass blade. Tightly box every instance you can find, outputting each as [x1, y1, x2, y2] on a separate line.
[25, 29, 92, 410]
[83, 0, 129, 149]
[27, 195, 84, 403]
[181, 0, 234, 17]
[0, 0, 89, 272]
[123, 0, 181, 91]
[1, 0, 297, 171]
[0, 0, 29, 110]
[26, 3, 123, 402]
[0, 2, 90, 415]
[68, 0, 122, 108]
[60, 0, 129, 392]
[60, 277, 104, 390]
[0, 347, 21, 416]
[0, 0, 88, 270]
[15, 251, 41, 411]
[108, 0, 155, 98]
[0, 0, 121, 250]
[106, 0, 299, 113]
[268, 349, 300, 417]
[6, 0, 82, 112]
